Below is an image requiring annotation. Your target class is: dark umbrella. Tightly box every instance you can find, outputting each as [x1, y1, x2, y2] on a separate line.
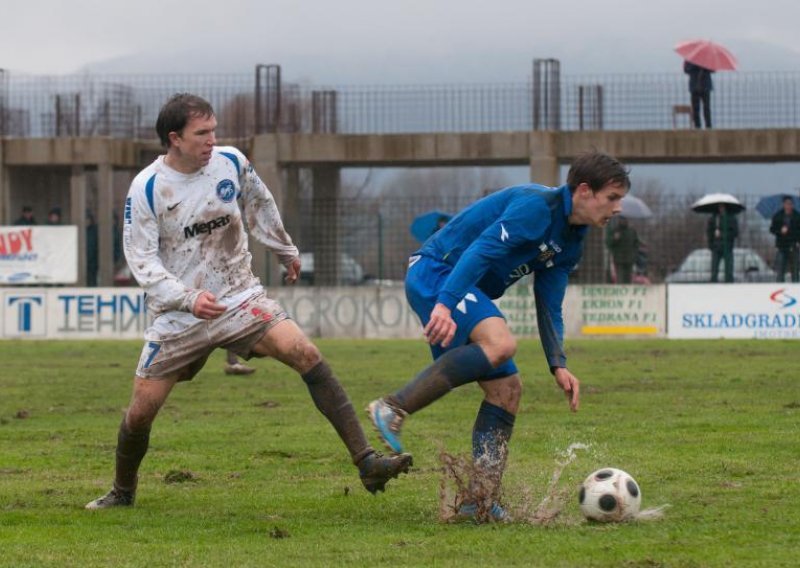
[410, 210, 452, 243]
[691, 193, 745, 214]
[755, 194, 800, 219]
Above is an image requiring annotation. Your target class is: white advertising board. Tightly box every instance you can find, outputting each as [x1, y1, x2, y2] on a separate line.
[568, 284, 666, 337]
[1, 284, 669, 341]
[0, 226, 78, 284]
[667, 283, 800, 339]
[1, 288, 148, 339]
[498, 281, 666, 338]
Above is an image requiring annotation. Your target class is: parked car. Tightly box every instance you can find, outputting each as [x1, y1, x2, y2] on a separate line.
[665, 247, 776, 283]
[281, 252, 365, 286]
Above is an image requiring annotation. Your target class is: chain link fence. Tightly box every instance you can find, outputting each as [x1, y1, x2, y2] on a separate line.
[283, 190, 783, 287]
[2, 68, 800, 136]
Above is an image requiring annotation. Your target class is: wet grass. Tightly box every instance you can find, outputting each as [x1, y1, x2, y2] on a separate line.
[1, 339, 798, 567]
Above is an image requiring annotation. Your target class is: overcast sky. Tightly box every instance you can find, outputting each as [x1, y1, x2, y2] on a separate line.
[3, 0, 800, 81]
[2, 0, 798, 194]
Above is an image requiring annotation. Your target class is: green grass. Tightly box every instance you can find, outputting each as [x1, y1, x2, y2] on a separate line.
[1, 339, 798, 567]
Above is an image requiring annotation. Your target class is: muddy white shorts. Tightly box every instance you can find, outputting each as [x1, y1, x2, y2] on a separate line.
[135, 288, 288, 381]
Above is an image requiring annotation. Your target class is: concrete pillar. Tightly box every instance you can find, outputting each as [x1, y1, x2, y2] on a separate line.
[311, 166, 340, 286]
[0, 140, 7, 224]
[529, 131, 559, 186]
[69, 165, 87, 285]
[284, 166, 301, 242]
[97, 162, 114, 286]
[249, 134, 283, 287]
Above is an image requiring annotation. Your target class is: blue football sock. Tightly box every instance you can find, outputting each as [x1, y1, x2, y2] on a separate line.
[472, 400, 516, 466]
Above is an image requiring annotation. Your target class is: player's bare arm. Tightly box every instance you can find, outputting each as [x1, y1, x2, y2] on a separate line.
[192, 290, 226, 319]
[554, 366, 580, 412]
[424, 302, 457, 347]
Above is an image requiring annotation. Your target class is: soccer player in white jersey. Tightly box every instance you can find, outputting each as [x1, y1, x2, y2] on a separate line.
[86, 93, 411, 509]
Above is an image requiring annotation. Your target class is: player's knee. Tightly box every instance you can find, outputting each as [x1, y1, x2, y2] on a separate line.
[484, 336, 517, 366]
[125, 397, 162, 430]
[290, 339, 323, 375]
[124, 410, 155, 432]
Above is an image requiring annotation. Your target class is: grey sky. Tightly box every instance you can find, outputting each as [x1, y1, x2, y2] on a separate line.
[3, 0, 798, 195]
[3, 0, 800, 80]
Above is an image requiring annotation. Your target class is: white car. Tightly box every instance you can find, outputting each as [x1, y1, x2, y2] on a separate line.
[665, 248, 776, 283]
[281, 252, 365, 286]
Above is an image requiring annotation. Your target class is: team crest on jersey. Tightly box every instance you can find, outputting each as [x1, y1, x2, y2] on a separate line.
[536, 243, 555, 263]
[216, 179, 236, 203]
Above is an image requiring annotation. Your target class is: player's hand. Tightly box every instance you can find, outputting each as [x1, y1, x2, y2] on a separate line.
[192, 291, 226, 320]
[284, 257, 301, 285]
[424, 303, 457, 348]
[554, 367, 580, 412]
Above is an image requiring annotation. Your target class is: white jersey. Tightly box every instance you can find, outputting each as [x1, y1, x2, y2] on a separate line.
[123, 145, 298, 317]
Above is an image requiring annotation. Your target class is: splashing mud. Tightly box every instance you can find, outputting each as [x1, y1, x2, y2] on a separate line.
[438, 442, 591, 525]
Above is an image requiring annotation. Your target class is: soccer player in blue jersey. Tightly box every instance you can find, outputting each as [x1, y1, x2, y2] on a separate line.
[368, 151, 630, 521]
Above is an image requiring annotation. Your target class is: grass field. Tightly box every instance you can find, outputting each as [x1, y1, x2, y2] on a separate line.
[1, 339, 798, 567]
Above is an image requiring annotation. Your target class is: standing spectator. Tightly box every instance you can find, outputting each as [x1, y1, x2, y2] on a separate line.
[604, 216, 641, 284]
[707, 204, 738, 283]
[112, 211, 123, 268]
[684, 61, 714, 129]
[46, 207, 62, 225]
[224, 350, 256, 375]
[14, 206, 36, 225]
[769, 196, 800, 282]
[86, 211, 99, 287]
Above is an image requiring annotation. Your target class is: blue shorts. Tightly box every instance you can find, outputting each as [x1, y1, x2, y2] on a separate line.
[405, 254, 518, 380]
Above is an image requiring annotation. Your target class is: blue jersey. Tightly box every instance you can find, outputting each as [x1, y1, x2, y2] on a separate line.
[416, 183, 587, 369]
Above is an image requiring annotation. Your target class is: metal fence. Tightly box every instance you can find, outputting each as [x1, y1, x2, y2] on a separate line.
[283, 191, 785, 287]
[2, 67, 800, 137]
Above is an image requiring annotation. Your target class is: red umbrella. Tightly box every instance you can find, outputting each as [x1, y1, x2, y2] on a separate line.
[674, 39, 738, 71]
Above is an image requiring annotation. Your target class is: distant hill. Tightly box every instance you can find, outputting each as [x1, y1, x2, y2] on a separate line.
[79, 38, 800, 84]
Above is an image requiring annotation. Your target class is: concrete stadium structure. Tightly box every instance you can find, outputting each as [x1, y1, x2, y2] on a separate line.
[2, 128, 799, 286]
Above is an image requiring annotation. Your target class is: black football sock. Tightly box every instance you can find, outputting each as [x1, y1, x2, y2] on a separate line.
[386, 344, 494, 414]
[471, 400, 516, 499]
[301, 360, 373, 465]
[114, 418, 150, 493]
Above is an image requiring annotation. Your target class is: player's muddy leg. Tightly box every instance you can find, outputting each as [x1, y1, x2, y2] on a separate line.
[116, 376, 178, 492]
[369, 317, 510, 454]
[86, 375, 177, 509]
[253, 320, 411, 493]
[253, 320, 372, 463]
[474, 375, 521, 497]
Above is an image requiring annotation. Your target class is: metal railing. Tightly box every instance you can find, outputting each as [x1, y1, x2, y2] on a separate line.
[2, 68, 800, 137]
[283, 192, 785, 286]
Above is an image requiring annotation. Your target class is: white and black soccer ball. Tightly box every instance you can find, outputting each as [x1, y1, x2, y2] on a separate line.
[579, 467, 641, 522]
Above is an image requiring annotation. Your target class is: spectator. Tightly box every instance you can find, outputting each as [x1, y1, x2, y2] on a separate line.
[46, 207, 62, 225]
[707, 204, 738, 283]
[14, 206, 36, 225]
[224, 350, 256, 375]
[112, 211, 123, 267]
[604, 216, 641, 284]
[684, 60, 714, 129]
[769, 196, 800, 283]
[86, 211, 99, 287]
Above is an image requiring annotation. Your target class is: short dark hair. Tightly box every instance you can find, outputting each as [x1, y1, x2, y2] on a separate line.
[566, 151, 631, 193]
[783, 195, 794, 203]
[155, 93, 215, 148]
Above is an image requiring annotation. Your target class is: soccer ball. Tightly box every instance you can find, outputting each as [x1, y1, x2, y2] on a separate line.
[579, 467, 641, 522]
